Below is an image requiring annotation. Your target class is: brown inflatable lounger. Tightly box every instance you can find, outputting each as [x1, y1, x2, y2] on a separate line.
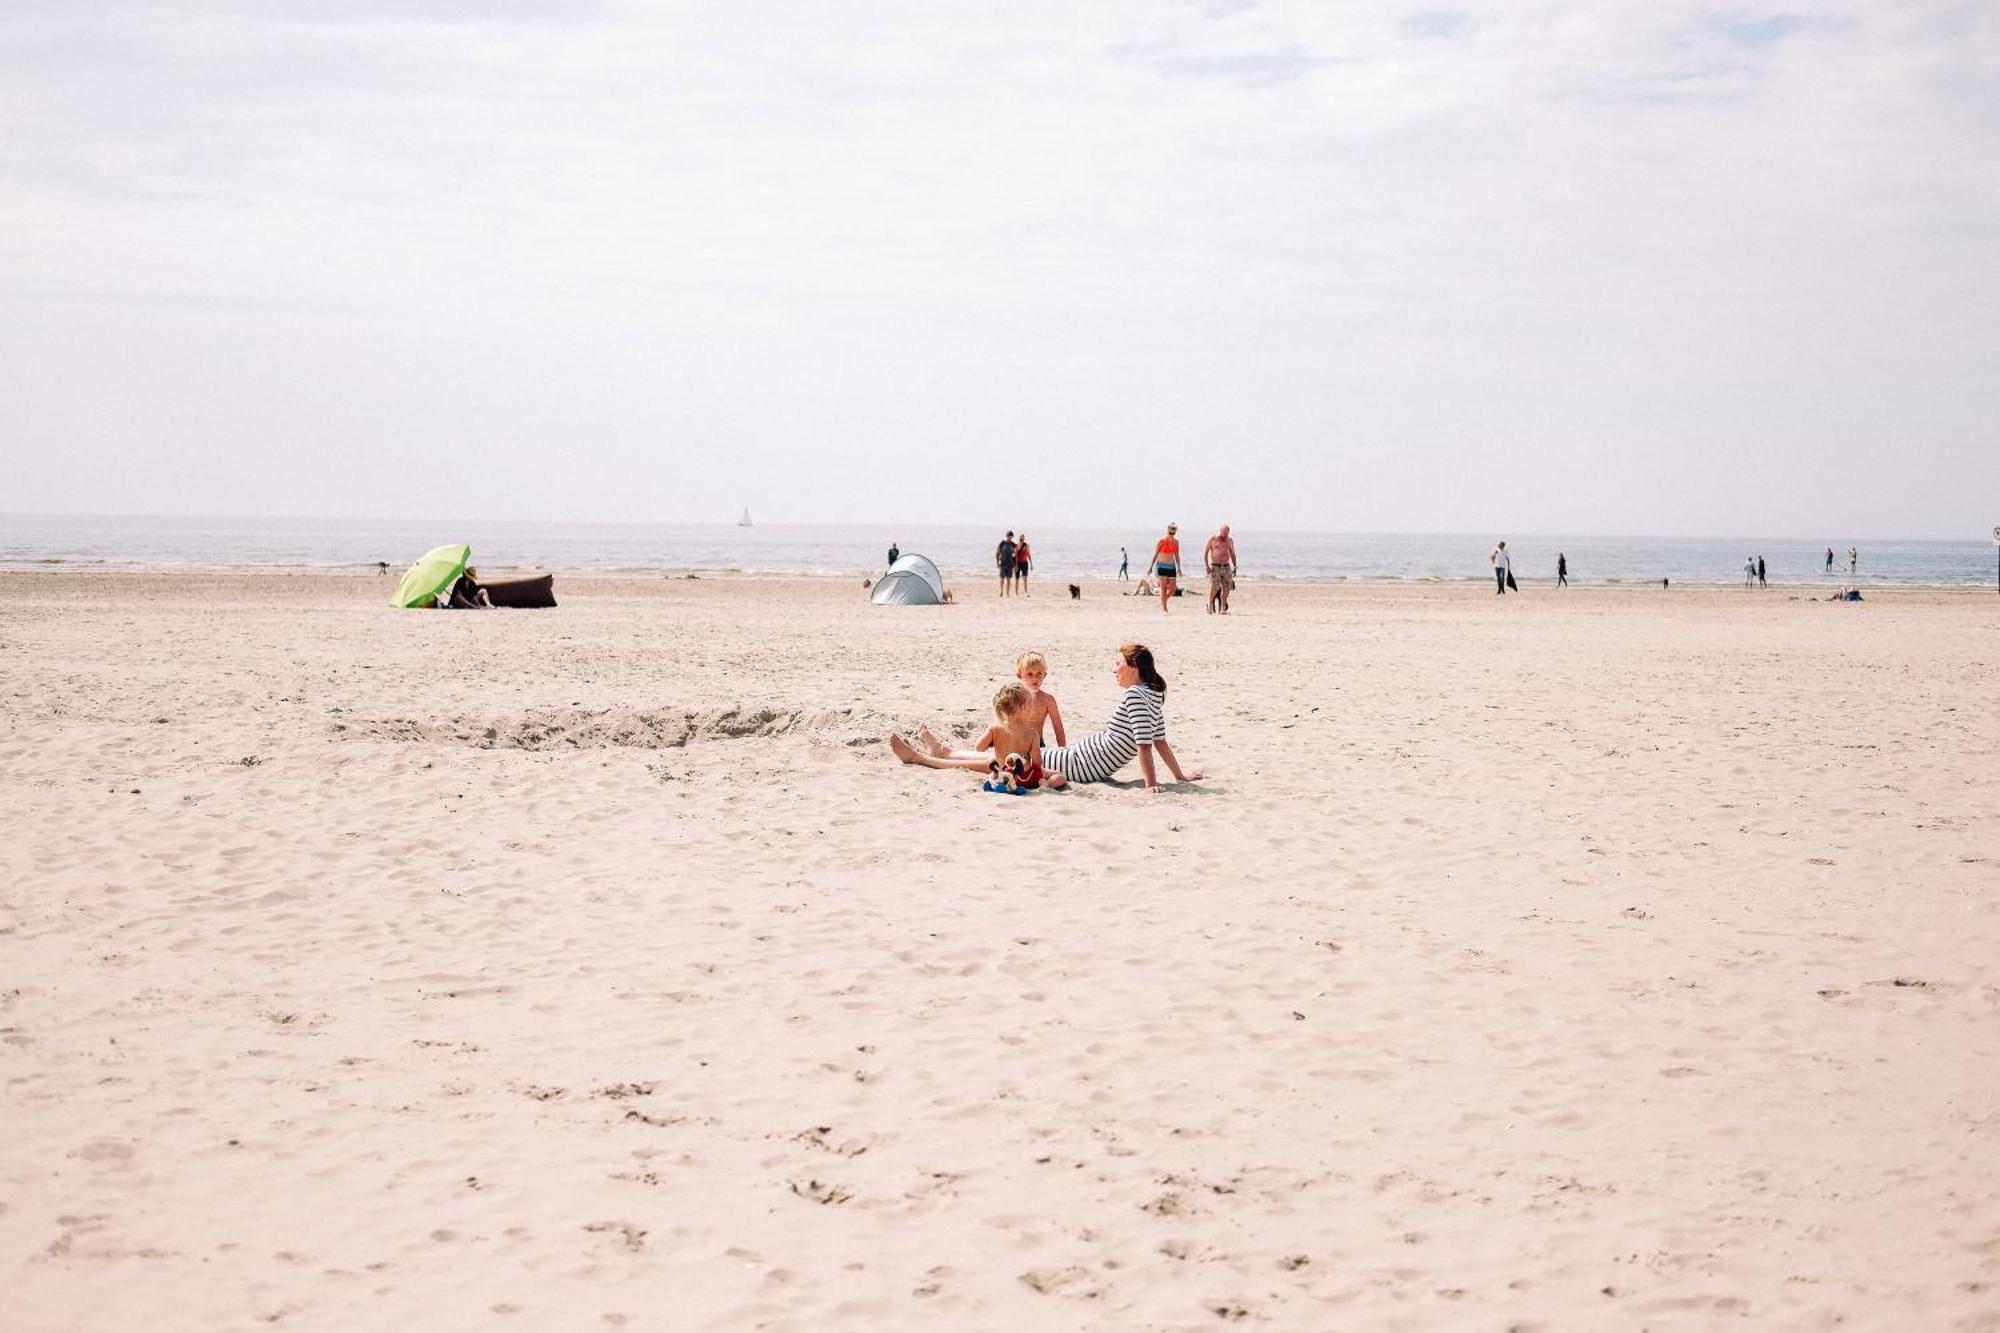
[481, 573, 557, 608]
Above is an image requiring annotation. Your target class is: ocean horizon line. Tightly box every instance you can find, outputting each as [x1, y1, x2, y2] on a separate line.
[3, 513, 1993, 588]
[2, 510, 1989, 548]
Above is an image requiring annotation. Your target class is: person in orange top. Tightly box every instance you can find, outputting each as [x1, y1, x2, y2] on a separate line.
[1150, 523, 1183, 613]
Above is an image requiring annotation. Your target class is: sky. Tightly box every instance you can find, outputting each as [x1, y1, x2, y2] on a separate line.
[1, 1, 1996, 538]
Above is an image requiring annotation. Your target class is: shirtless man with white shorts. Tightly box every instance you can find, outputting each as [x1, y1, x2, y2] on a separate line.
[1204, 525, 1238, 614]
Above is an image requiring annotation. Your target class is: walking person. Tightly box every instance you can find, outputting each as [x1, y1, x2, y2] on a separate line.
[1203, 524, 1238, 614]
[1848, 546, 1858, 575]
[1491, 540, 1512, 595]
[1118, 547, 1129, 582]
[996, 531, 1017, 598]
[1745, 556, 1757, 587]
[1826, 546, 1835, 574]
[1013, 533, 1032, 596]
[887, 541, 900, 568]
[1556, 552, 1568, 588]
[1150, 524, 1183, 613]
[1757, 555, 1766, 588]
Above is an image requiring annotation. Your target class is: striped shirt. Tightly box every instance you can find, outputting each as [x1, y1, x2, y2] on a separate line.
[1041, 685, 1165, 784]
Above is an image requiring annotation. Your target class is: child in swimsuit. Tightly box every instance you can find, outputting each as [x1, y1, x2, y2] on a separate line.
[974, 684, 1045, 786]
[895, 683, 1050, 786]
[1014, 651, 1066, 748]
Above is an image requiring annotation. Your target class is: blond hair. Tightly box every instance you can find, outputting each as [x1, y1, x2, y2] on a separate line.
[993, 682, 1032, 718]
[1015, 650, 1047, 675]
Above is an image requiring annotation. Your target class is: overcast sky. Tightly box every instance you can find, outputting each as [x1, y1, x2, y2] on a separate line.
[2, 1, 1995, 537]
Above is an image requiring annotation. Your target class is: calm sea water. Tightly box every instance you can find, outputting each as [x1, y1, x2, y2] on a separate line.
[2, 514, 1993, 587]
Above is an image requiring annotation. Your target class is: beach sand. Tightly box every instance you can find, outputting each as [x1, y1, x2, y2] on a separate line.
[2, 572, 1996, 1331]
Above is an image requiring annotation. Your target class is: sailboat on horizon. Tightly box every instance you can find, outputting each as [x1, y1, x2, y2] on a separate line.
[737, 507, 753, 528]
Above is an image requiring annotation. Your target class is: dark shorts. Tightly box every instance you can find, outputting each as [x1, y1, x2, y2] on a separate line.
[1156, 564, 1177, 579]
[998, 561, 1015, 576]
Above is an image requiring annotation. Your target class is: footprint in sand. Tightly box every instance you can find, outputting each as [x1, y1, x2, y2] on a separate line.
[788, 1178, 853, 1206]
[1019, 1266, 1101, 1298]
[583, 1221, 647, 1252]
[72, 1139, 136, 1165]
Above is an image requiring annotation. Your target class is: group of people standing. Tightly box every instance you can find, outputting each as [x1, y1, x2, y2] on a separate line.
[994, 531, 1035, 596]
[1122, 522, 1239, 614]
[970, 523, 1241, 612]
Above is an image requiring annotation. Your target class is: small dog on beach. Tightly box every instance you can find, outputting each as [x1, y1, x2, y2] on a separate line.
[1068, 583, 1080, 600]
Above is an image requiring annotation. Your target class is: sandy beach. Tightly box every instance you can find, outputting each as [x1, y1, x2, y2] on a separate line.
[2, 571, 1996, 1331]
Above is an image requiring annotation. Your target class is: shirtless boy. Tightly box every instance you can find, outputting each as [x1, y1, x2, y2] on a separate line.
[890, 683, 1063, 787]
[1011, 651, 1066, 747]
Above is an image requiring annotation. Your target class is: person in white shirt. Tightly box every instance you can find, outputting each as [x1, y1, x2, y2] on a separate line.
[1490, 540, 1512, 595]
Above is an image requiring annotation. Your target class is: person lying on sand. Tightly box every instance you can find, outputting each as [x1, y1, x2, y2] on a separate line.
[1040, 643, 1201, 793]
[890, 683, 1057, 788]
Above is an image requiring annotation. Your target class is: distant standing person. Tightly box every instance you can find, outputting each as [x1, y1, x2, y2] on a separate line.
[887, 541, 900, 568]
[1204, 524, 1238, 614]
[1744, 556, 1756, 587]
[1014, 534, 1032, 596]
[1757, 555, 1766, 587]
[996, 531, 1017, 598]
[1118, 547, 1129, 581]
[1826, 546, 1835, 573]
[1848, 546, 1858, 575]
[1150, 524, 1183, 613]
[1491, 540, 1512, 595]
[1556, 552, 1568, 588]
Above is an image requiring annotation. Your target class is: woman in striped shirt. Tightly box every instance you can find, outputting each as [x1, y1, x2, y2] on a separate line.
[1040, 643, 1202, 791]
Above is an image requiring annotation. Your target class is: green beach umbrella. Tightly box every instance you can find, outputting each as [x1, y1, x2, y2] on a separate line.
[390, 543, 471, 608]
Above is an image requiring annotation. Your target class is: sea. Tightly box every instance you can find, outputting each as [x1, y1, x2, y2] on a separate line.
[2, 514, 1993, 588]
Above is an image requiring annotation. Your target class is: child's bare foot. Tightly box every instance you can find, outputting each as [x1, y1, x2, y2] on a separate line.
[1044, 773, 1067, 789]
[917, 725, 949, 756]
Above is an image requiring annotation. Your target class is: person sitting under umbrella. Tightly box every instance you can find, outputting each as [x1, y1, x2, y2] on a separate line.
[447, 566, 492, 608]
